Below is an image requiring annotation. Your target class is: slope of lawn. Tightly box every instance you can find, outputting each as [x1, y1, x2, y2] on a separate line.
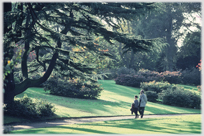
[10, 114, 201, 134]
[4, 80, 201, 124]
[178, 84, 201, 94]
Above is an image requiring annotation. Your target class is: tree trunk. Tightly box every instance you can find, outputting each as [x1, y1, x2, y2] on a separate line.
[4, 70, 15, 104]
[3, 2, 15, 104]
[128, 50, 135, 69]
[166, 11, 174, 72]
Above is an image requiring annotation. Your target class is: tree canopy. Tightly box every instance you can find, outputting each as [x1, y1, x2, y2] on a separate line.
[4, 2, 158, 104]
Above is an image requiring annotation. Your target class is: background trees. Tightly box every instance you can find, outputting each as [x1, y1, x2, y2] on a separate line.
[129, 2, 201, 72]
[176, 30, 201, 70]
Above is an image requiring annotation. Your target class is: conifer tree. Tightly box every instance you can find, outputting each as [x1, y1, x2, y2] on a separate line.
[4, 2, 157, 104]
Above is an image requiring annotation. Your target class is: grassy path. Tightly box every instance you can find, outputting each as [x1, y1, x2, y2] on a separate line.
[5, 114, 201, 134]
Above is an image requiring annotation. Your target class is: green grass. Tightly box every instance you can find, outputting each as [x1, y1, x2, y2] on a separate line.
[177, 84, 201, 94]
[4, 80, 201, 124]
[10, 115, 201, 134]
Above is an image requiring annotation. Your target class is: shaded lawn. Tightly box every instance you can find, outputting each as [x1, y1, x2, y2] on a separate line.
[10, 115, 201, 134]
[5, 80, 201, 124]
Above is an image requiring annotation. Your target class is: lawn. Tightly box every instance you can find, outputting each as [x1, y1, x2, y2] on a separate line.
[10, 114, 201, 134]
[4, 80, 201, 124]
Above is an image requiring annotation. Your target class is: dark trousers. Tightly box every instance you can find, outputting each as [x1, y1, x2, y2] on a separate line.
[134, 108, 138, 117]
[139, 107, 145, 118]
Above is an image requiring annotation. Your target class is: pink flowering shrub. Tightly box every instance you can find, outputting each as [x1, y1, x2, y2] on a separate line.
[115, 68, 199, 87]
[161, 71, 182, 84]
[115, 69, 163, 87]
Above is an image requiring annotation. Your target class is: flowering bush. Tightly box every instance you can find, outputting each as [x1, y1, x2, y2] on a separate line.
[138, 69, 163, 80]
[43, 76, 103, 99]
[196, 60, 201, 71]
[140, 81, 172, 93]
[161, 71, 182, 84]
[115, 69, 163, 88]
[115, 68, 200, 87]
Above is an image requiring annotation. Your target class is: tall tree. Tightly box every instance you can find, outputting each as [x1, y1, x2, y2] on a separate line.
[176, 30, 201, 70]
[132, 2, 201, 71]
[3, 2, 158, 104]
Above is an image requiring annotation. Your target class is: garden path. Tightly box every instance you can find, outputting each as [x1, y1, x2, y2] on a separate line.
[3, 113, 200, 131]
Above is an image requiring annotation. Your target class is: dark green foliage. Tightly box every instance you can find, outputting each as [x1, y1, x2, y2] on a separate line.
[145, 91, 158, 102]
[4, 95, 55, 119]
[161, 87, 201, 109]
[43, 76, 103, 99]
[181, 68, 201, 86]
[117, 67, 136, 75]
[176, 31, 201, 70]
[141, 80, 201, 108]
[140, 81, 172, 93]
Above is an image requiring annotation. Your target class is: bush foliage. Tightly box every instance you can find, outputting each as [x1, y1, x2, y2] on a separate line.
[115, 69, 163, 87]
[162, 71, 181, 84]
[4, 95, 55, 119]
[115, 68, 201, 87]
[161, 87, 201, 109]
[43, 76, 103, 99]
[181, 68, 201, 86]
[140, 81, 172, 93]
[145, 91, 158, 102]
[141, 81, 201, 109]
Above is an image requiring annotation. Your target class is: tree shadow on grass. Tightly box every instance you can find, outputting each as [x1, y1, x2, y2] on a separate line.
[10, 119, 201, 134]
[79, 118, 201, 134]
[11, 125, 116, 134]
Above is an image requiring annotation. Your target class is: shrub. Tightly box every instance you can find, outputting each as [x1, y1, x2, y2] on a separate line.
[43, 76, 103, 99]
[115, 69, 163, 88]
[140, 81, 172, 93]
[115, 74, 146, 87]
[4, 95, 55, 119]
[161, 71, 182, 84]
[145, 91, 158, 102]
[181, 68, 201, 86]
[161, 87, 201, 109]
[138, 69, 164, 81]
[115, 68, 200, 88]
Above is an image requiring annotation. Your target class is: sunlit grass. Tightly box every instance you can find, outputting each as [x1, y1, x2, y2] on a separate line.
[5, 80, 201, 124]
[10, 115, 201, 134]
[177, 84, 200, 95]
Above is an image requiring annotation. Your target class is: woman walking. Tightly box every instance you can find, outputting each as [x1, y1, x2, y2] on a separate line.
[139, 90, 147, 118]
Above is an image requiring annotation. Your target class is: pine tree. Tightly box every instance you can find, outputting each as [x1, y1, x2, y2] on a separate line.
[4, 2, 157, 104]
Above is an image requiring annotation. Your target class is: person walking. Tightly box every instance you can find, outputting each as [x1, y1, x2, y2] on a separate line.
[138, 90, 147, 118]
[134, 95, 139, 118]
